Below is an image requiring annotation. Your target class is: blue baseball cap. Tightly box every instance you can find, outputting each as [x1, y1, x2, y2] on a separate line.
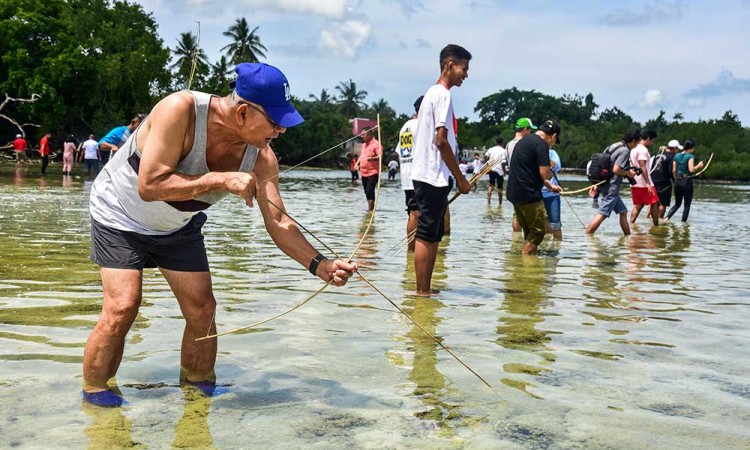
[231, 63, 304, 128]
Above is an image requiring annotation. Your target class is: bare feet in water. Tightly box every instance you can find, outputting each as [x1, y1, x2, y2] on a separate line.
[415, 289, 440, 297]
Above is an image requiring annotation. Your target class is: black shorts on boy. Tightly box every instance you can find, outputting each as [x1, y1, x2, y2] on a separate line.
[413, 179, 451, 242]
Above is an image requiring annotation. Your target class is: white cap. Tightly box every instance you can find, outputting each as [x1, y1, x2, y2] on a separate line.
[667, 139, 683, 150]
[16, 134, 22, 138]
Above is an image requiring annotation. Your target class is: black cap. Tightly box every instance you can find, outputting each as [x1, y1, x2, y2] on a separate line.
[538, 120, 561, 143]
[683, 139, 695, 150]
[413, 95, 424, 114]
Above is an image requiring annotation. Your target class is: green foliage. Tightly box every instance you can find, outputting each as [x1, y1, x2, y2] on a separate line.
[271, 97, 350, 167]
[170, 31, 209, 90]
[335, 79, 368, 118]
[472, 88, 749, 180]
[221, 19, 266, 64]
[1, 4, 747, 180]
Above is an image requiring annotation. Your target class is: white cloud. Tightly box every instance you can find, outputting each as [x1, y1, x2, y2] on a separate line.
[318, 20, 372, 59]
[640, 89, 665, 107]
[143, 0, 348, 19]
[252, 0, 347, 18]
[602, 1, 686, 26]
[686, 69, 750, 99]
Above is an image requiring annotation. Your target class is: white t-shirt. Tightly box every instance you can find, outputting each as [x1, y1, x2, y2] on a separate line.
[484, 145, 506, 176]
[410, 84, 457, 188]
[505, 138, 521, 173]
[471, 157, 482, 174]
[459, 162, 468, 175]
[82, 139, 99, 159]
[630, 143, 652, 187]
[388, 160, 398, 170]
[396, 118, 418, 190]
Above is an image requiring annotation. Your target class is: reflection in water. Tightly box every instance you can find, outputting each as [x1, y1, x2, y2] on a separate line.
[353, 211, 378, 269]
[496, 255, 558, 398]
[391, 251, 467, 433]
[82, 385, 144, 450]
[2, 165, 749, 448]
[172, 385, 215, 449]
[581, 236, 623, 313]
[655, 224, 690, 288]
[625, 232, 657, 293]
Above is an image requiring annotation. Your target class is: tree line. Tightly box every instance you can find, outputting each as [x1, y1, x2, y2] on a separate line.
[2, 0, 748, 179]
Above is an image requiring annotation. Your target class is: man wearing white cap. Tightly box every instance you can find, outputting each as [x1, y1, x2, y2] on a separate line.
[650, 139, 682, 219]
[82, 62, 358, 407]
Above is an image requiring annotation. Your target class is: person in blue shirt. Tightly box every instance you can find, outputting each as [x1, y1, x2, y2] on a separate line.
[542, 148, 562, 240]
[98, 114, 146, 164]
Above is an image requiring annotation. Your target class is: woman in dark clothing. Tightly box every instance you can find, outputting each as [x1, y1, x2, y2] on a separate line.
[666, 140, 704, 222]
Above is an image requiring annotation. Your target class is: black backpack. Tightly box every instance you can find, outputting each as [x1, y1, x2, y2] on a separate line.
[587, 143, 624, 183]
[650, 151, 671, 180]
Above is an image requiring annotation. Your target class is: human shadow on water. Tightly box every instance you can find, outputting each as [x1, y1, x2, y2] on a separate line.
[171, 383, 215, 449]
[495, 253, 559, 399]
[81, 383, 143, 450]
[381, 250, 480, 436]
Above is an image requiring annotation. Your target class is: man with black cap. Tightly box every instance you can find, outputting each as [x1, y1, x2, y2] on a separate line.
[506, 120, 563, 254]
[82, 62, 358, 407]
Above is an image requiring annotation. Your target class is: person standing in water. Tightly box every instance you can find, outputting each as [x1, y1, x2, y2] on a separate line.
[410, 44, 472, 294]
[356, 128, 382, 211]
[666, 139, 704, 222]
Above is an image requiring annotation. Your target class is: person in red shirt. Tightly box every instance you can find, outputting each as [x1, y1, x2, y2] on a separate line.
[348, 154, 359, 182]
[12, 134, 29, 162]
[39, 132, 52, 174]
[355, 129, 382, 211]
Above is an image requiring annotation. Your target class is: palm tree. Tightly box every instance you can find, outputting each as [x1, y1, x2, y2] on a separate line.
[221, 18, 267, 64]
[672, 112, 684, 123]
[209, 55, 232, 93]
[309, 88, 333, 105]
[370, 98, 396, 120]
[170, 32, 209, 88]
[335, 79, 368, 118]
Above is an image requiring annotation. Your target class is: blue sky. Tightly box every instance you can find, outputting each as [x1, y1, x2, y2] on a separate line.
[133, 0, 750, 126]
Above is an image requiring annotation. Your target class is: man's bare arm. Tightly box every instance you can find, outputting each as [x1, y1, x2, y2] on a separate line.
[137, 92, 255, 206]
[254, 147, 356, 285]
[436, 127, 470, 193]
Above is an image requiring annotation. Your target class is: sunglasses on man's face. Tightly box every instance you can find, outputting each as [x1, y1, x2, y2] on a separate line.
[240, 102, 281, 132]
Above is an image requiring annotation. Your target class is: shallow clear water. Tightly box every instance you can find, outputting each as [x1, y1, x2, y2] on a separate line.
[1, 162, 749, 449]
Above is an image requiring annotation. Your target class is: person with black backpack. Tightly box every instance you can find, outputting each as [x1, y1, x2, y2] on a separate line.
[651, 139, 681, 218]
[585, 129, 641, 235]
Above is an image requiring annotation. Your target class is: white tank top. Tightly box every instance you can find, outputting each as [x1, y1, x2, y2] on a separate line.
[90, 91, 259, 235]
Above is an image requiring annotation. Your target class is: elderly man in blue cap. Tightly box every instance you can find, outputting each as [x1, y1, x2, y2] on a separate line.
[82, 63, 358, 407]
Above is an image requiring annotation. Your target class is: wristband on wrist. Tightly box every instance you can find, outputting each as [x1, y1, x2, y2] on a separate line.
[308, 254, 328, 276]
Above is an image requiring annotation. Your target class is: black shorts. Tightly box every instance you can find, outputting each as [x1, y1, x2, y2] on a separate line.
[404, 189, 418, 213]
[413, 180, 451, 243]
[655, 181, 672, 206]
[361, 174, 379, 200]
[90, 213, 209, 271]
[489, 172, 504, 189]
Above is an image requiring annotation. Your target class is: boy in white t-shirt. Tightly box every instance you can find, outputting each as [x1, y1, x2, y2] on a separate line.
[410, 44, 472, 295]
